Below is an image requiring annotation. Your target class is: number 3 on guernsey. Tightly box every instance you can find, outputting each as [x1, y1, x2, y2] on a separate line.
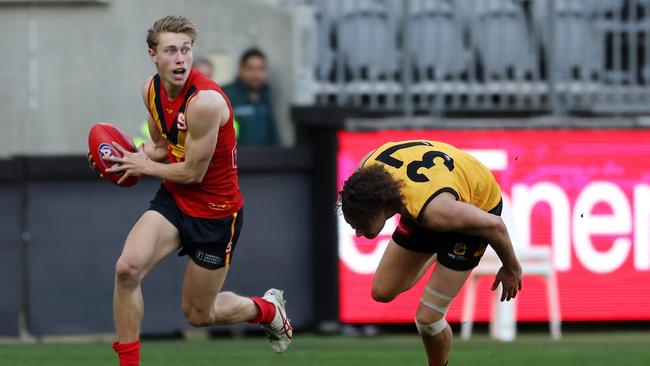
[375, 141, 454, 183]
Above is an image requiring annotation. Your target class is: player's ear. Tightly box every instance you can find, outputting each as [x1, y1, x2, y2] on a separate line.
[148, 48, 157, 63]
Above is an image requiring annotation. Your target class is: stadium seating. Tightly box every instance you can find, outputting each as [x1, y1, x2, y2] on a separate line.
[337, 0, 399, 81]
[313, 0, 336, 83]
[471, 0, 536, 81]
[407, 0, 469, 81]
[307, 0, 650, 114]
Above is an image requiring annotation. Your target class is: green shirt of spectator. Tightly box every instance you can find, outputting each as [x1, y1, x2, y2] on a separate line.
[223, 48, 277, 146]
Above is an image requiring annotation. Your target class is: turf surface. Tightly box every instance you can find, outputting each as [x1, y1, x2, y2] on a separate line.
[1, 332, 649, 365]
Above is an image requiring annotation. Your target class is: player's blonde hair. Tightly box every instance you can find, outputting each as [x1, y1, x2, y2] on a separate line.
[146, 15, 198, 50]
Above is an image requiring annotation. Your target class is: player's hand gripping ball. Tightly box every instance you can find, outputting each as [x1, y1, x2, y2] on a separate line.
[88, 123, 140, 187]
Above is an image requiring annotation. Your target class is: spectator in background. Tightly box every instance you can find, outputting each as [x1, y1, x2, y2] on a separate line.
[194, 56, 214, 80]
[223, 48, 277, 146]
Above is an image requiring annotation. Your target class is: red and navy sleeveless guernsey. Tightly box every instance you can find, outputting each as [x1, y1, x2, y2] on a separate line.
[146, 68, 243, 218]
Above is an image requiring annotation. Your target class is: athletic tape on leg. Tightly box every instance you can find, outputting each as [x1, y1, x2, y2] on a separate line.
[424, 286, 452, 300]
[415, 317, 448, 336]
[420, 286, 452, 315]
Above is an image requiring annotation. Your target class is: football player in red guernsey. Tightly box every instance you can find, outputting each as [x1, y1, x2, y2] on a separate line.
[97, 16, 292, 366]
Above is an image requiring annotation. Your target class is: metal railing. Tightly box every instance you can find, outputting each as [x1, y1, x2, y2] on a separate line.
[309, 0, 650, 115]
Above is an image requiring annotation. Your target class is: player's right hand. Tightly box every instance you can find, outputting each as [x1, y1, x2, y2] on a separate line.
[87, 151, 103, 178]
[491, 264, 523, 302]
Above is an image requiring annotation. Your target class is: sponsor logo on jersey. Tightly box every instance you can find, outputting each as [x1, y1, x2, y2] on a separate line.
[453, 243, 467, 256]
[474, 244, 487, 258]
[195, 249, 222, 265]
[396, 221, 413, 238]
[208, 202, 231, 211]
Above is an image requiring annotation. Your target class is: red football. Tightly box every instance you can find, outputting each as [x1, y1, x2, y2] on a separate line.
[88, 122, 140, 187]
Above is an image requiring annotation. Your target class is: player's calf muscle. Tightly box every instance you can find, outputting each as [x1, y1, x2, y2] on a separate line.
[184, 307, 211, 327]
[183, 292, 253, 326]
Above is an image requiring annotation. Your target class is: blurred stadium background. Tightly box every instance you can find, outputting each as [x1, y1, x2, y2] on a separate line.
[1, 0, 650, 365]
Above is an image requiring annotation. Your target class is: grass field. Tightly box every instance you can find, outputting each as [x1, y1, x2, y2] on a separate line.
[1, 332, 649, 366]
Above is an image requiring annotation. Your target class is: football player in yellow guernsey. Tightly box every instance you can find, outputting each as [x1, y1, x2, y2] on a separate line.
[338, 140, 523, 366]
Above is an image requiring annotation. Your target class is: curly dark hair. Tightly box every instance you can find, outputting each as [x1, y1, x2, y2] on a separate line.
[337, 164, 404, 231]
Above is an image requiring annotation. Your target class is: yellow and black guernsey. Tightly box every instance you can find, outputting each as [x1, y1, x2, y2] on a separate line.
[361, 140, 502, 221]
[147, 73, 195, 162]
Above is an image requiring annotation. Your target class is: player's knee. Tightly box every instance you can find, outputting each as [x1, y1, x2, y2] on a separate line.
[184, 306, 211, 328]
[415, 286, 453, 335]
[114, 256, 144, 286]
[371, 287, 398, 303]
[415, 318, 448, 338]
[415, 306, 444, 325]
[415, 311, 448, 338]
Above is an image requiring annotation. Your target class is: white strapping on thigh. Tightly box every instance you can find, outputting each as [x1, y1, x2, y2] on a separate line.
[420, 286, 453, 314]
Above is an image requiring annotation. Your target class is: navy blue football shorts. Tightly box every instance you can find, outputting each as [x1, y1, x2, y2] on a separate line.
[148, 185, 243, 270]
[392, 200, 503, 271]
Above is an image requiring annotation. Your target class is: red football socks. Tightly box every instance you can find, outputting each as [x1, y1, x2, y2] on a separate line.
[112, 340, 140, 366]
[249, 296, 276, 324]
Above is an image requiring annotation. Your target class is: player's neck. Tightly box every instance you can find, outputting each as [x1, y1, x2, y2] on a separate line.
[161, 78, 186, 101]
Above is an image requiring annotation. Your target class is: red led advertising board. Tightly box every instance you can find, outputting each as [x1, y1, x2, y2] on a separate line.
[337, 129, 650, 323]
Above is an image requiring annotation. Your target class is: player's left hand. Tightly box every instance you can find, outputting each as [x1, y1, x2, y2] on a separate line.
[491, 264, 523, 302]
[104, 142, 150, 185]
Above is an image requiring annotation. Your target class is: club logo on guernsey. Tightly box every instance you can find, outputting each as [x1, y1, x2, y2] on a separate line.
[177, 113, 187, 131]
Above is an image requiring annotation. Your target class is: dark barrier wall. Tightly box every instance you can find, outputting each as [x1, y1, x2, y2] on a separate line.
[26, 180, 178, 335]
[0, 148, 312, 336]
[292, 107, 353, 327]
[226, 173, 313, 328]
[0, 164, 23, 336]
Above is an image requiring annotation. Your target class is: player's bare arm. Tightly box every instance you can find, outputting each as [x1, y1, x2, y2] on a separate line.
[106, 90, 228, 184]
[419, 192, 523, 301]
